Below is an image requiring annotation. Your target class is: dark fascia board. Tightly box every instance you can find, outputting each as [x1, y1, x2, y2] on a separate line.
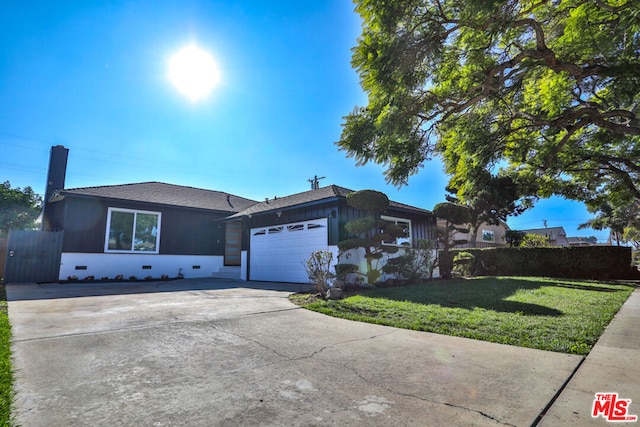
[228, 197, 432, 222]
[56, 191, 240, 216]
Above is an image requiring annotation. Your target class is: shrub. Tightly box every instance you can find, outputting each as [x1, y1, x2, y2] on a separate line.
[335, 263, 359, 288]
[452, 251, 475, 277]
[304, 250, 336, 295]
[381, 240, 434, 282]
[442, 246, 634, 280]
[521, 234, 551, 247]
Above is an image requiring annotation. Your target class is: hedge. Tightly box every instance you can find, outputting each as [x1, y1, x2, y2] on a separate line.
[439, 246, 638, 280]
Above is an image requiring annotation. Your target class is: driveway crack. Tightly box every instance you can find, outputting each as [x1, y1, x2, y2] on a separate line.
[211, 326, 516, 426]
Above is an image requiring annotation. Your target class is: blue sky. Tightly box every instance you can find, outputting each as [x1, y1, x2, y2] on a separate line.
[0, 0, 609, 242]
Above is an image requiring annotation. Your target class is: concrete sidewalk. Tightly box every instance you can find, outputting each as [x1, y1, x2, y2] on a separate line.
[538, 287, 640, 426]
[5, 279, 639, 426]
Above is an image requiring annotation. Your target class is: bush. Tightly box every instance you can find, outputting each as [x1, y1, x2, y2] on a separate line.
[452, 251, 475, 277]
[381, 240, 434, 282]
[305, 250, 336, 295]
[520, 234, 551, 247]
[335, 263, 359, 289]
[441, 246, 634, 280]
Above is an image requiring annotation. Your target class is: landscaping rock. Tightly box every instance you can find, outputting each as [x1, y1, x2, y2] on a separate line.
[326, 288, 344, 300]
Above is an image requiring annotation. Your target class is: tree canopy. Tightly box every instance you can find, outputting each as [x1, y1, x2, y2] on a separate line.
[0, 181, 42, 236]
[338, 0, 640, 208]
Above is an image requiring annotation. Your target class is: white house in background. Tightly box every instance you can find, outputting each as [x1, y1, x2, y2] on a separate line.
[519, 227, 570, 247]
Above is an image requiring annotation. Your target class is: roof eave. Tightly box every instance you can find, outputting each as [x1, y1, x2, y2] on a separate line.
[58, 191, 242, 215]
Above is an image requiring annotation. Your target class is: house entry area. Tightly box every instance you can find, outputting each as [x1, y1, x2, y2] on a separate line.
[224, 221, 242, 266]
[249, 218, 330, 283]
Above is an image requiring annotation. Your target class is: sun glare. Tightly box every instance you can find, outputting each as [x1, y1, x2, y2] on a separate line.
[168, 44, 220, 101]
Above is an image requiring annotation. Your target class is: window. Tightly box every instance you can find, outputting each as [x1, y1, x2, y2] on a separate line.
[286, 224, 304, 232]
[381, 215, 411, 246]
[481, 230, 495, 243]
[105, 208, 161, 253]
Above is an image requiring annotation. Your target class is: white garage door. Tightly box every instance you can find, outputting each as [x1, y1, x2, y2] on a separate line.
[250, 218, 328, 283]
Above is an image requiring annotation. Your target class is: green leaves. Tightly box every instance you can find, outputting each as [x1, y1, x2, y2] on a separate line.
[346, 189, 389, 213]
[0, 180, 43, 236]
[338, 0, 640, 211]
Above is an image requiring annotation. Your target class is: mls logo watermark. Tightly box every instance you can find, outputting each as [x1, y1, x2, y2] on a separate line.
[592, 393, 638, 422]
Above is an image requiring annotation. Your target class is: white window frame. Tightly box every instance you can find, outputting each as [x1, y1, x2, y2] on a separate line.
[481, 229, 495, 243]
[381, 215, 412, 246]
[105, 207, 162, 254]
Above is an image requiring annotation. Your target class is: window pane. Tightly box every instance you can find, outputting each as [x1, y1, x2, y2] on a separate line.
[134, 213, 159, 251]
[108, 211, 134, 250]
[482, 230, 495, 242]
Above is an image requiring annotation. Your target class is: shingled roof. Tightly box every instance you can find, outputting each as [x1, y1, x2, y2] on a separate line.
[56, 182, 258, 213]
[229, 185, 432, 218]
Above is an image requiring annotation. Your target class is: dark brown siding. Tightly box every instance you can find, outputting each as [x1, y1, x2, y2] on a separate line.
[336, 203, 436, 245]
[61, 196, 228, 255]
[385, 207, 437, 243]
[245, 201, 340, 246]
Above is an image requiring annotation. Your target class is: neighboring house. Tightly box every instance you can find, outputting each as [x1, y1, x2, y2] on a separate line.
[567, 236, 596, 247]
[436, 219, 510, 248]
[20, 145, 437, 284]
[519, 227, 570, 247]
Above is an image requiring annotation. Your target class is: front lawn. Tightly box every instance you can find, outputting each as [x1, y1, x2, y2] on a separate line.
[290, 277, 635, 355]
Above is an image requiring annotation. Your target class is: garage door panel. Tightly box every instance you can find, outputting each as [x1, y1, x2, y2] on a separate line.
[250, 219, 328, 283]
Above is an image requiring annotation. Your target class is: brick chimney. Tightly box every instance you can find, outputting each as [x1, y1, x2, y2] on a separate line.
[42, 145, 69, 231]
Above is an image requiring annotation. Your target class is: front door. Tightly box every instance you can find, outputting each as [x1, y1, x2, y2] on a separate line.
[224, 221, 242, 266]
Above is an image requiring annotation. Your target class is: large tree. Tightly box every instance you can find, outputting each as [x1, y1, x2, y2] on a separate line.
[338, 0, 640, 206]
[0, 181, 42, 236]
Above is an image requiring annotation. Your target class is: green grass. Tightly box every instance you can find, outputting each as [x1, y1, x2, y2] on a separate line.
[291, 277, 636, 355]
[0, 286, 14, 426]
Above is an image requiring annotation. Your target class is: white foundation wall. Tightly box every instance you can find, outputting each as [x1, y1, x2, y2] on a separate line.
[59, 253, 225, 280]
[337, 247, 440, 283]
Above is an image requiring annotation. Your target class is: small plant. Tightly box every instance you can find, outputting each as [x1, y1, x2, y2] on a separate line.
[67, 275, 78, 282]
[83, 275, 95, 281]
[144, 275, 153, 281]
[101, 277, 110, 281]
[161, 274, 170, 280]
[304, 250, 336, 296]
[128, 276, 138, 281]
[114, 274, 124, 281]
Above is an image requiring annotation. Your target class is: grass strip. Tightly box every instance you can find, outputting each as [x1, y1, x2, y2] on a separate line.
[0, 286, 14, 426]
[291, 277, 635, 355]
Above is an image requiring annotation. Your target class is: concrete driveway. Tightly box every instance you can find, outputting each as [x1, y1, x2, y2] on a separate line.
[7, 278, 582, 426]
